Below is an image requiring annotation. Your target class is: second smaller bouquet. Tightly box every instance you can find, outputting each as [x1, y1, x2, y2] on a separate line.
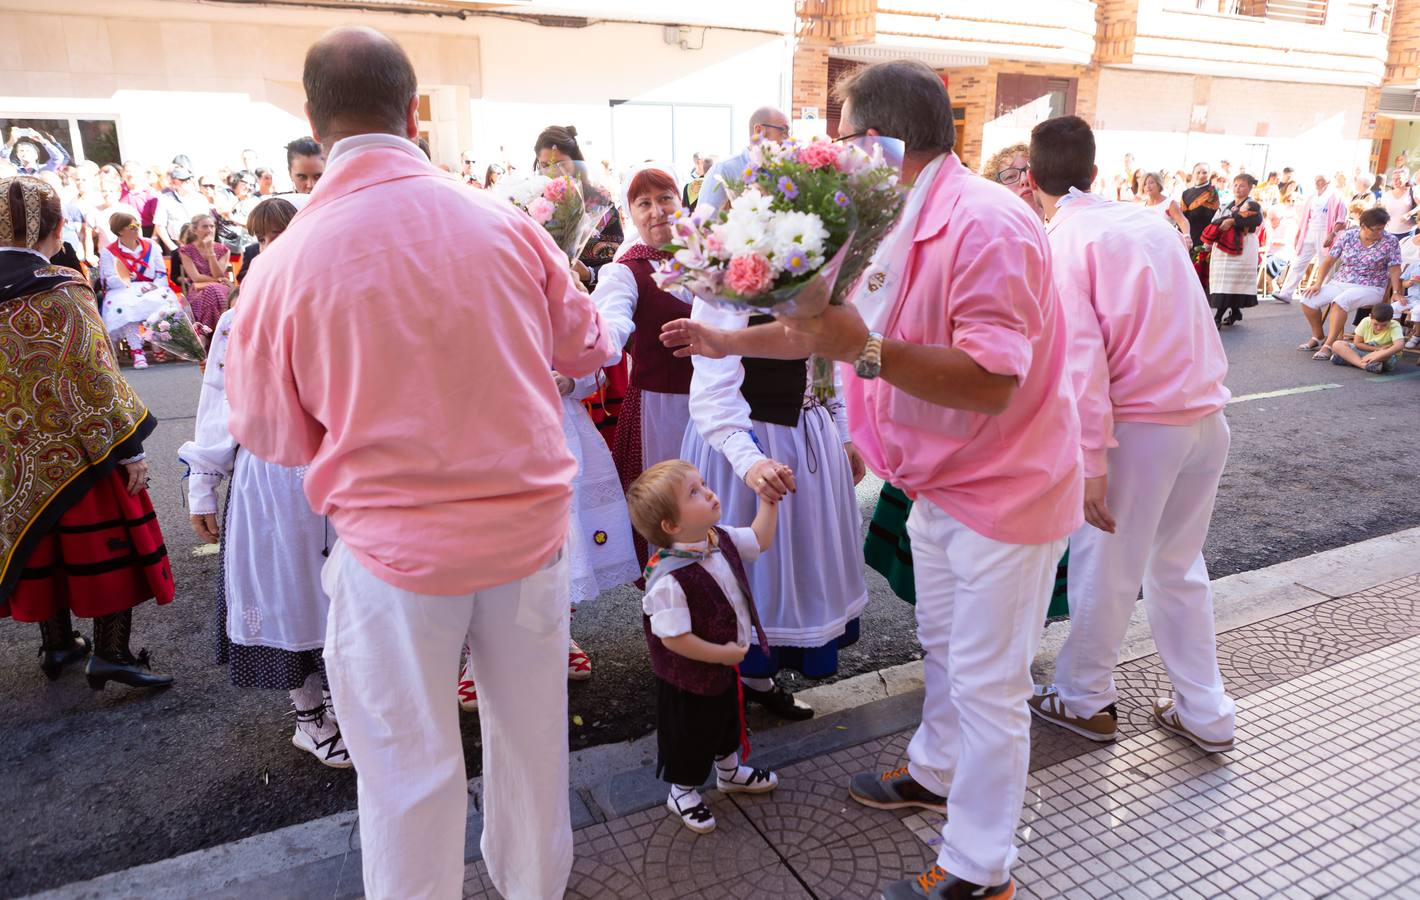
[493, 161, 614, 262]
[145, 303, 209, 362]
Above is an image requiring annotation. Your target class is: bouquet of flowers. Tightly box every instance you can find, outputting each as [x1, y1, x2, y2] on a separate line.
[494, 161, 614, 262]
[654, 136, 905, 399]
[144, 303, 208, 362]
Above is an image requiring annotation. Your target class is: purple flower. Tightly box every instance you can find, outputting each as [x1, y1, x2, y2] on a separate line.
[778, 176, 799, 200]
[833, 190, 850, 207]
[742, 165, 760, 182]
[783, 252, 811, 275]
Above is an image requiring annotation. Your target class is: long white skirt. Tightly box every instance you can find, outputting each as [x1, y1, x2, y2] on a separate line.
[562, 396, 640, 606]
[101, 283, 176, 334]
[682, 404, 868, 648]
[640, 389, 691, 471]
[224, 450, 331, 651]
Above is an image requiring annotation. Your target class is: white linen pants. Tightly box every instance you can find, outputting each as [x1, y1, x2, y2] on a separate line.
[1055, 413, 1236, 744]
[321, 541, 573, 900]
[905, 500, 1067, 886]
[1279, 232, 1322, 295]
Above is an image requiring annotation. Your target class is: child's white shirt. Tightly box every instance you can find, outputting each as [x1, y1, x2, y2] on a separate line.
[643, 526, 761, 646]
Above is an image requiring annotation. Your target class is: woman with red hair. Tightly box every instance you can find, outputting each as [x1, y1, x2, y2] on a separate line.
[592, 164, 695, 569]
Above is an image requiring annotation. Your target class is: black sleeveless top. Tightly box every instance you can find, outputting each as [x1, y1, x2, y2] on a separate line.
[740, 314, 808, 427]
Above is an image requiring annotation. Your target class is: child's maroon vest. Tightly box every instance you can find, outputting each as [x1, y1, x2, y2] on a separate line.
[643, 527, 766, 696]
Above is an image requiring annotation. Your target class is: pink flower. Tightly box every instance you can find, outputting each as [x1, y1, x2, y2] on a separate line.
[705, 232, 725, 255]
[157, 321, 171, 332]
[527, 197, 555, 224]
[798, 141, 841, 170]
[543, 178, 570, 202]
[725, 253, 775, 297]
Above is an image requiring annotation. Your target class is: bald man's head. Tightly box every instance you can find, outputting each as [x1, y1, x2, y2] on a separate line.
[303, 26, 417, 140]
[748, 106, 789, 143]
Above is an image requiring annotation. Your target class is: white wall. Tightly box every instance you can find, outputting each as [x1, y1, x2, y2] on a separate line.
[1087, 68, 1370, 183]
[0, 0, 791, 184]
[466, 17, 789, 179]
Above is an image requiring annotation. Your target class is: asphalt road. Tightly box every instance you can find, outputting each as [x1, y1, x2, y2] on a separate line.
[2, 300, 1418, 896]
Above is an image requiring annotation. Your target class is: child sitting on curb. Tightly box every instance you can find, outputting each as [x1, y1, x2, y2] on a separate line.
[626, 459, 783, 833]
[1331, 302, 1405, 374]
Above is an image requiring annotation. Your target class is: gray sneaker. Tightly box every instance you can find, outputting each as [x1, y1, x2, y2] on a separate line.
[848, 766, 947, 813]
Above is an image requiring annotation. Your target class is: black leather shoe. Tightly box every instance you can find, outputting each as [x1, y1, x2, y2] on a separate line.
[86, 649, 174, 691]
[743, 682, 813, 720]
[39, 633, 90, 681]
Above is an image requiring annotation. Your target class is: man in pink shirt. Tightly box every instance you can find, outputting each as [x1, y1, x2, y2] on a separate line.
[663, 61, 1082, 900]
[1023, 116, 1236, 756]
[225, 27, 611, 900]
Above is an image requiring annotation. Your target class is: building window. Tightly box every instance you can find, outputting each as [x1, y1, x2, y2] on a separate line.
[1, 116, 121, 166]
[1192, 0, 1329, 26]
[993, 75, 1077, 126]
[609, 101, 733, 176]
[1342, 0, 1392, 31]
[827, 57, 864, 138]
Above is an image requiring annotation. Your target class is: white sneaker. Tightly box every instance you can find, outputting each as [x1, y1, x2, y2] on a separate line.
[1407, 335, 1420, 349]
[457, 660, 478, 712]
[667, 788, 716, 834]
[292, 706, 353, 768]
[131, 352, 149, 369]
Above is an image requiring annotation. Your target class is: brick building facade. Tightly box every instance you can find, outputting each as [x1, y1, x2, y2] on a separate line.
[793, 0, 1410, 182]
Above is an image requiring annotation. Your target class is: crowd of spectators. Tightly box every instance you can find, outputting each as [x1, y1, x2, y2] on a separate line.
[982, 142, 1419, 371]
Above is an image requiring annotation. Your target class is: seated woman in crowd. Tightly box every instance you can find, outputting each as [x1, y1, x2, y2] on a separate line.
[179, 213, 232, 332]
[98, 211, 178, 369]
[1299, 206, 1403, 360]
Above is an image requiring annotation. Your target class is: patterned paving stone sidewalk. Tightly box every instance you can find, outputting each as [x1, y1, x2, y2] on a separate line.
[463, 575, 1420, 899]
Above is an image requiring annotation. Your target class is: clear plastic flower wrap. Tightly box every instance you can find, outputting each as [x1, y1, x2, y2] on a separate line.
[144, 303, 207, 362]
[653, 136, 906, 398]
[493, 160, 615, 262]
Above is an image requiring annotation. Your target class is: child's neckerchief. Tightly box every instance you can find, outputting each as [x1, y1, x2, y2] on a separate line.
[643, 529, 721, 594]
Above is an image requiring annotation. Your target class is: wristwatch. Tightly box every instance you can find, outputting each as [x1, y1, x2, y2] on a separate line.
[854, 331, 884, 380]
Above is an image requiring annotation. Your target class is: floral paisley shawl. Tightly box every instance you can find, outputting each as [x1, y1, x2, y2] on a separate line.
[0, 260, 155, 601]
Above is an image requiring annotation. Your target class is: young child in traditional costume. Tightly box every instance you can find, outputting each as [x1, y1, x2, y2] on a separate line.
[456, 368, 641, 710]
[626, 459, 783, 833]
[178, 197, 351, 768]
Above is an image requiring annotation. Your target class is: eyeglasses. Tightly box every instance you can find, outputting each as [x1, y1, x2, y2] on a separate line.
[200, 182, 216, 189]
[834, 131, 868, 144]
[996, 165, 1029, 186]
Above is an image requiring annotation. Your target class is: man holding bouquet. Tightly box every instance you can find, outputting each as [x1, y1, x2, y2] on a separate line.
[663, 59, 1083, 899]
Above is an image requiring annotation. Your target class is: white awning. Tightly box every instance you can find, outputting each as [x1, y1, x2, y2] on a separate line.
[829, 41, 988, 70]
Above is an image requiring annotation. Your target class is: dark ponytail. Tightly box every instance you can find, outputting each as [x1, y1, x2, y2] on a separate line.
[533, 125, 584, 164]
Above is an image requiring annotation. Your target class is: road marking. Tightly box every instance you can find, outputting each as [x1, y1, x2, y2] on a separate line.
[1228, 383, 1342, 404]
[1367, 370, 1420, 384]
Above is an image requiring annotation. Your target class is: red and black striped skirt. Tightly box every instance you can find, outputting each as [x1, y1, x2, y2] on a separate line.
[2, 468, 174, 622]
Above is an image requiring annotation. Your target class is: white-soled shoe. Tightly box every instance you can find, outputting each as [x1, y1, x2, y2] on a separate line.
[292, 706, 353, 768]
[1152, 698, 1234, 753]
[457, 660, 478, 712]
[716, 766, 778, 794]
[667, 788, 716, 834]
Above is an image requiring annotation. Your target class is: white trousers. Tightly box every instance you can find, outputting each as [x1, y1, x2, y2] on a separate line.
[321, 541, 573, 900]
[1055, 413, 1236, 744]
[1279, 233, 1321, 295]
[905, 500, 1067, 886]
